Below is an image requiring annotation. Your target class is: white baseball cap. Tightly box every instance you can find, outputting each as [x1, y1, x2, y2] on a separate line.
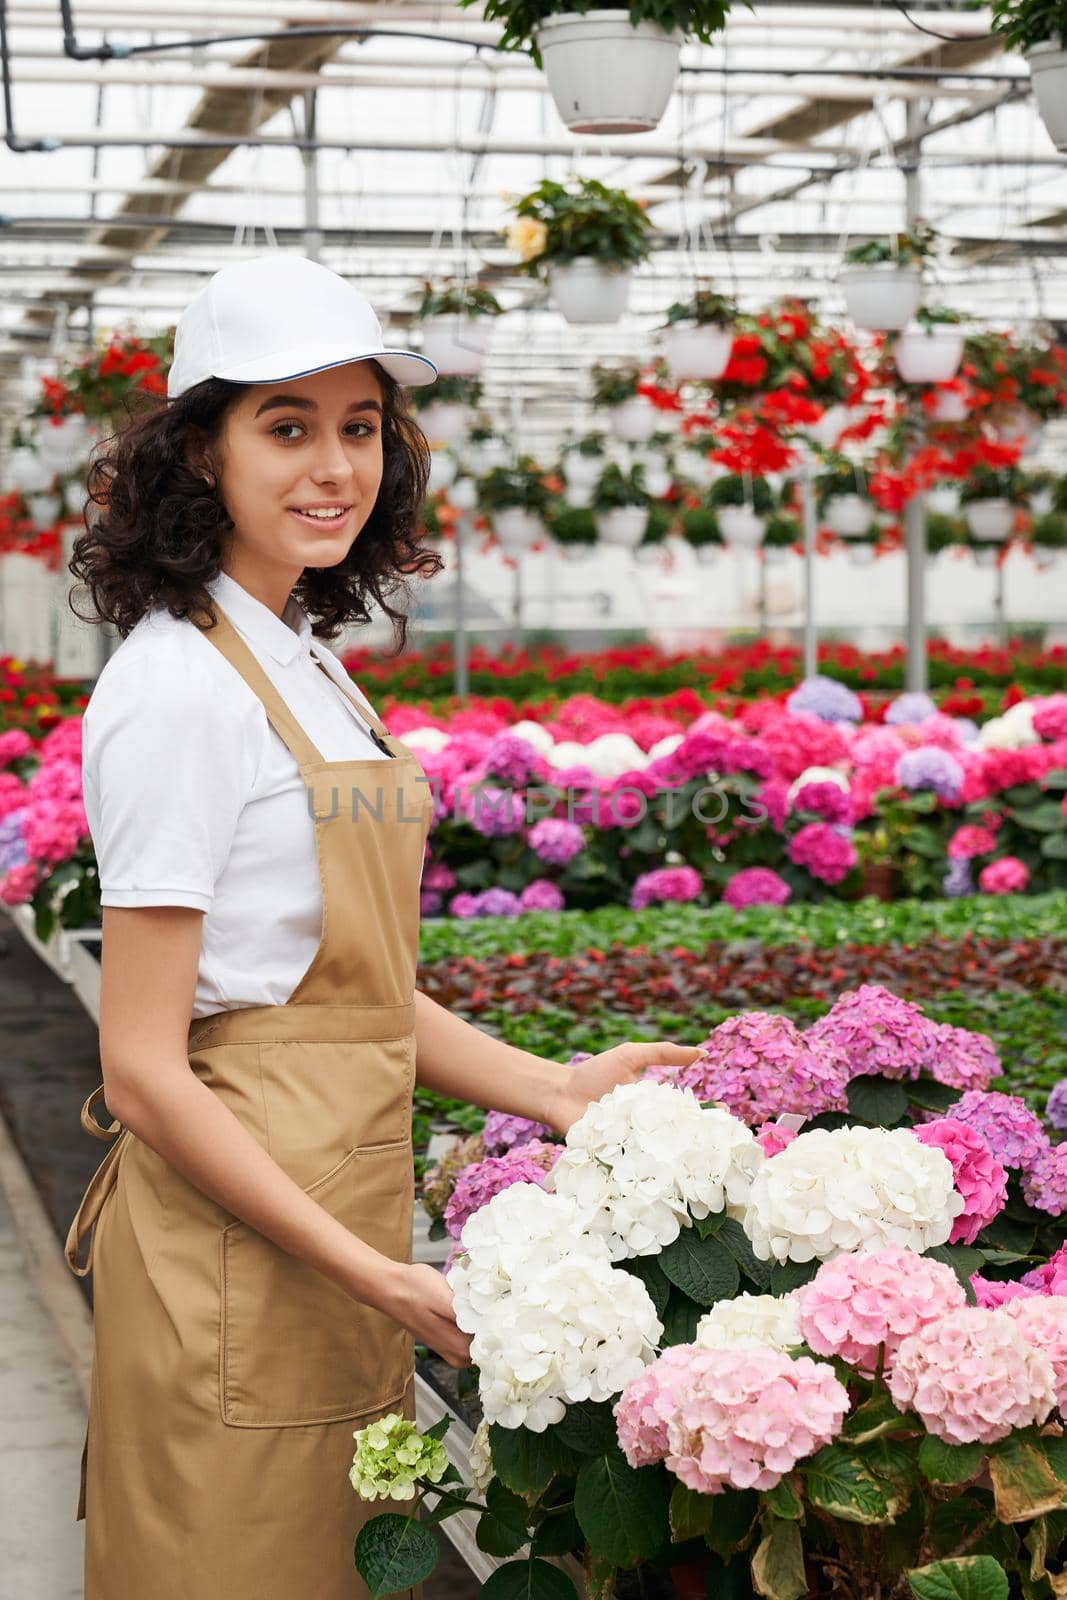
[167, 254, 437, 399]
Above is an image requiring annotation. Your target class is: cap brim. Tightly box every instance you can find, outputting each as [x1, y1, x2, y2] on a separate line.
[213, 344, 438, 388]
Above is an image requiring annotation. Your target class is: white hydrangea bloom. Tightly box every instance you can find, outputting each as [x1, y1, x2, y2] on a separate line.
[647, 733, 684, 762]
[549, 1081, 762, 1260]
[695, 1293, 801, 1352]
[448, 1183, 600, 1322]
[975, 701, 1038, 750]
[742, 1125, 963, 1264]
[469, 1253, 662, 1432]
[468, 1419, 494, 1494]
[786, 764, 851, 803]
[508, 718, 556, 755]
[398, 725, 451, 753]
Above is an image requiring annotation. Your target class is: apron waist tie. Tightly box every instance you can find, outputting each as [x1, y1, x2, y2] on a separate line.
[65, 1085, 128, 1278]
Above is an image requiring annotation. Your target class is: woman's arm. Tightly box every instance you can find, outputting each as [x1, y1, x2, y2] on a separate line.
[413, 987, 704, 1133]
[99, 906, 470, 1366]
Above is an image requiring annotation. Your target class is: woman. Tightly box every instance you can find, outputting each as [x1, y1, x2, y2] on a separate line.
[64, 254, 700, 1600]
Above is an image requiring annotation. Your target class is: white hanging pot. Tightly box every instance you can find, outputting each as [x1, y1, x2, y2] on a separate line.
[449, 476, 479, 512]
[417, 402, 469, 446]
[465, 438, 509, 476]
[633, 543, 662, 566]
[964, 498, 1015, 542]
[929, 388, 969, 423]
[717, 506, 767, 548]
[660, 323, 734, 382]
[558, 541, 597, 562]
[35, 414, 89, 473]
[493, 507, 542, 552]
[848, 544, 876, 567]
[26, 492, 61, 525]
[595, 506, 647, 547]
[824, 493, 872, 538]
[994, 408, 1045, 455]
[418, 316, 493, 377]
[693, 543, 721, 566]
[608, 395, 658, 444]
[427, 450, 458, 492]
[8, 447, 54, 495]
[893, 327, 965, 385]
[550, 258, 632, 324]
[562, 452, 604, 491]
[1026, 42, 1067, 152]
[534, 10, 683, 135]
[1030, 488, 1054, 518]
[927, 485, 962, 517]
[642, 467, 673, 499]
[677, 447, 718, 487]
[805, 403, 851, 451]
[563, 482, 593, 509]
[763, 546, 789, 567]
[972, 544, 1000, 569]
[1033, 548, 1057, 572]
[839, 263, 923, 331]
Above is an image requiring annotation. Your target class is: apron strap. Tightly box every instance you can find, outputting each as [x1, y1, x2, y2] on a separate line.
[81, 1083, 122, 1141]
[64, 1126, 130, 1278]
[196, 606, 324, 770]
[310, 657, 396, 758]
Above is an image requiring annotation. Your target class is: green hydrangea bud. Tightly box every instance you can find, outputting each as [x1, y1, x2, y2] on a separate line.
[349, 1414, 449, 1503]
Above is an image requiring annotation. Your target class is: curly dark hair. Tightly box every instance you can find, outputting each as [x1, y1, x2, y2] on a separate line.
[69, 364, 442, 651]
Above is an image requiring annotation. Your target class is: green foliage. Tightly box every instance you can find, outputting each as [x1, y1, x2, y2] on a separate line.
[709, 472, 776, 513]
[679, 505, 722, 546]
[409, 373, 483, 408]
[478, 458, 552, 512]
[1031, 511, 1067, 549]
[354, 1513, 440, 1598]
[988, 0, 1067, 50]
[959, 465, 1028, 507]
[658, 1230, 740, 1306]
[480, 1559, 579, 1599]
[510, 178, 653, 270]
[574, 1451, 669, 1566]
[664, 288, 738, 325]
[546, 504, 597, 547]
[591, 462, 651, 510]
[460, 0, 737, 59]
[415, 280, 504, 319]
[844, 228, 936, 266]
[918, 1439, 987, 1487]
[907, 1556, 1009, 1600]
[915, 305, 966, 330]
[589, 361, 643, 406]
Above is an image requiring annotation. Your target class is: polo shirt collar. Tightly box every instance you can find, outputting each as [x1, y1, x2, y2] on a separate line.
[207, 570, 312, 665]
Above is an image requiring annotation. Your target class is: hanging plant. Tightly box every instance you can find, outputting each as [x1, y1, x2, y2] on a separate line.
[839, 228, 934, 331]
[893, 306, 966, 386]
[547, 502, 598, 558]
[679, 503, 723, 563]
[925, 510, 967, 555]
[506, 177, 653, 324]
[959, 464, 1027, 543]
[413, 281, 504, 376]
[660, 289, 738, 381]
[709, 471, 775, 547]
[591, 461, 650, 547]
[989, 0, 1067, 149]
[478, 456, 552, 553]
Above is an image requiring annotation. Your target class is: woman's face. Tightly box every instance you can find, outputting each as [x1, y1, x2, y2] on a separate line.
[212, 360, 385, 599]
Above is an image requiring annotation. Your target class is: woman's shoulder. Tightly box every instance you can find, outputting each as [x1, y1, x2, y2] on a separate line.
[84, 605, 260, 736]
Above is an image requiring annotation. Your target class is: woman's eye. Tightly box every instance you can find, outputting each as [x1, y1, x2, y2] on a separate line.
[270, 421, 305, 442]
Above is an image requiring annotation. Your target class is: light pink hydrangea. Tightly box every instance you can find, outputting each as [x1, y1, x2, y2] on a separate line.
[1022, 1143, 1067, 1217]
[888, 1306, 1057, 1445]
[978, 856, 1030, 895]
[442, 1140, 561, 1240]
[1033, 695, 1067, 741]
[629, 865, 703, 910]
[616, 1345, 848, 1493]
[912, 1118, 1008, 1244]
[971, 1275, 1038, 1310]
[806, 983, 939, 1081]
[945, 1090, 1049, 1171]
[0, 861, 37, 905]
[947, 825, 998, 860]
[793, 1246, 965, 1374]
[928, 1023, 1002, 1093]
[998, 1296, 1067, 1411]
[721, 867, 791, 909]
[787, 822, 857, 885]
[662, 1012, 848, 1126]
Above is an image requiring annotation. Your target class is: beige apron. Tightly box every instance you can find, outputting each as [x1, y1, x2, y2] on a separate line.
[65, 606, 434, 1599]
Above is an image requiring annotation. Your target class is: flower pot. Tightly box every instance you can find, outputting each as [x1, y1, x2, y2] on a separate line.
[973, 544, 999, 568]
[493, 507, 542, 552]
[7, 447, 54, 496]
[562, 452, 604, 492]
[677, 447, 718, 488]
[449, 476, 478, 512]
[427, 450, 458, 492]
[824, 493, 872, 538]
[550, 257, 631, 324]
[893, 327, 965, 385]
[563, 483, 593, 508]
[994, 407, 1045, 455]
[535, 9, 683, 135]
[660, 322, 734, 381]
[417, 401, 469, 446]
[805, 403, 850, 450]
[608, 395, 659, 444]
[465, 438, 509, 475]
[693, 543, 721, 566]
[1026, 41, 1067, 151]
[595, 506, 647, 547]
[557, 541, 597, 562]
[929, 387, 969, 423]
[418, 315, 493, 377]
[1031, 488, 1054, 518]
[35, 414, 88, 474]
[927, 484, 961, 516]
[859, 864, 899, 902]
[717, 505, 766, 548]
[839, 263, 923, 331]
[848, 543, 876, 566]
[26, 492, 62, 526]
[763, 545, 789, 567]
[964, 498, 1014, 542]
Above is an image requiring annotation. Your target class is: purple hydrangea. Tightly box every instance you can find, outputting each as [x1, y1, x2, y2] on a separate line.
[894, 746, 964, 802]
[483, 1110, 554, 1156]
[954, 718, 980, 745]
[420, 889, 444, 916]
[929, 1023, 1002, 1093]
[945, 1090, 1050, 1171]
[807, 983, 940, 1081]
[423, 860, 457, 892]
[791, 781, 854, 826]
[527, 817, 585, 866]
[629, 865, 703, 910]
[884, 692, 938, 726]
[721, 867, 791, 909]
[787, 822, 857, 884]
[448, 892, 482, 919]
[786, 675, 863, 724]
[1046, 1079, 1067, 1133]
[482, 732, 546, 789]
[519, 879, 565, 913]
[460, 785, 526, 838]
[473, 887, 524, 917]
[1021, 1143, 1067, 1217]
[651, 1012, 848, 1125]
[943, 858, 975, 898]
[0, 810, 28, 873]
[443, 1140, 562, 1240]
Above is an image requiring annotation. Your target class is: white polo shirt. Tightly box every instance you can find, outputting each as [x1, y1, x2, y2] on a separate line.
[81, 570, 397, 1019]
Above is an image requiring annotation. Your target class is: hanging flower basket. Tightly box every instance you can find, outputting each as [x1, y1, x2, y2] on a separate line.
[550, 258, 632, 323]
[417, 401, 469, 446]
[534, 10, 682, 134]
[848, 542, 877, 567]
[972, 542, 1001, 568]
[595, 506, 647, 547]
[492, 507, 542, 552]
[418, 316, 494, 377]
[1026, 41, 1067, 150]
[660, 322, 734, 381]
[608, 394, 659, 443]
[427, 450, 458, 492]
[824, 493, 873, 538]
[840, 263, 924, 331]
[927, 484, 962, 517]
[717, 505, 767, 547]
[35, 414, 89, 474]
[929, 387, 970, 423]
[8, 447, 54, 496]
[894, 326, 965, 385]
[964, 498, 1015, 542]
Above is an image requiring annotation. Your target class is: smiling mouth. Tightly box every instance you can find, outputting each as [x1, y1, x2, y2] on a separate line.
[288, 506, 352, 526]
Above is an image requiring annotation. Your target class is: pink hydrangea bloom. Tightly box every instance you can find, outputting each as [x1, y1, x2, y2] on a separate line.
[912, 1118, 1008, 1244]
[971, 1275, 1037, 1309]
[423, 860, 457, 892]
[448, 892, 481, 919]
[947, 825, 999, 860]
[420, 889, 443, 916]
[756, 1122, 800, 1157]
[791, 781, 854, 826]
[1023, 1243, 1067, 1298]
[482, 1111, 553, 1156]
[928, 1023, 1001, 1093]
[481, 732, 548, 788]
[888, 1306, 1057, 1445]
[945, 1090, 1049, 1170]
[754, 779, 790, 832]
[527, 817, 584, 866]
[443, 1140, 561, 1240]
[1022, 1144, 1067, 1217]
[787, 822, 857, 884]
[794, 1246, 966, 1374]
[978, 856, 1030, 895]
[0, 730, 33, 767]
[614, 1344, 701, 1468]
[460, 785, 526, 838]
[519, 879, 565, 913]
[629, 865, 703, 910]
[0, 773, 27, 822]
[807, 983, 940, 1081]
[1033, 695, 1067, 741]
[661, 1013, 847, 1125]
[721, 868, 791, 909]
[998, 1297, 1067, 1411]
[0, 861, 37, 905]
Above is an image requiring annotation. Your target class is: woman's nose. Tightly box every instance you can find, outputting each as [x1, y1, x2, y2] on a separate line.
[308, 440, 354, 484]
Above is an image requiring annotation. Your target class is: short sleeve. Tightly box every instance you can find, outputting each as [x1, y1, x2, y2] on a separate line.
[82, 649, 258, 912]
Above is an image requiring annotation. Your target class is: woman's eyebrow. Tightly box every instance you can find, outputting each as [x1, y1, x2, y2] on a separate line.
[254, 395, 383, 418]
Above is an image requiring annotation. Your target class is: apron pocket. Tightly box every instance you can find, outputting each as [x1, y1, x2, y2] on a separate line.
[219, 1141, 414, 1428]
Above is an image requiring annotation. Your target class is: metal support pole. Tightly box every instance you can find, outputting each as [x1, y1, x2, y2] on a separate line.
[902, 97, 929, 694]
[512, 558, 523, 643]
[453, 516, 470, 699]
[800, 457, 818, 679]
[300, 89, 322, 263]
[758, 550, 768, 635]
[994, 557, 1006, 643]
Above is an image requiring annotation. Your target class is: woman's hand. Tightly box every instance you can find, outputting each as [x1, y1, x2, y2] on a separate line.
[382, 1262, 473, 1370]
[544, 1041, 706, 1136]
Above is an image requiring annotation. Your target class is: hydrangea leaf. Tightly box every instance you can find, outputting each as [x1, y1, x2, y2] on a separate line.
[658, 1232, 740, 1307]
[704, 1488, 759, 1559]
[354, 1513, 439, 1598]
[842, 1393, 909, 1445]
[574, 1449, 669, 1567]
[750, 1515, 807, 1600]
[802, 1444, 892, 1524]
[918, 1437, 987, 1486]
[489, 1424, 580, 1498]
[480, 1557, 579, 1600]
[763, 1479, 803, 1521]
[718, 1217, 773, 1290]
[988, 1434, 1067, 1523]
[906, 1555, 1009, 1600]
[846, 1075, 909, 1127]
[669, 1481, 714, 1543]
[551, 1401, 619, 1458]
